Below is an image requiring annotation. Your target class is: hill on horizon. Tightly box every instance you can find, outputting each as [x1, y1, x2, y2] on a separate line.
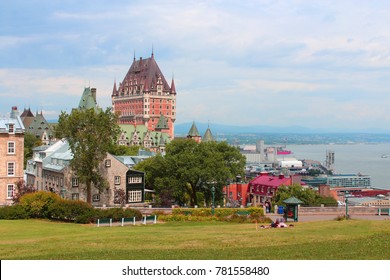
[174, 122, 390, 136]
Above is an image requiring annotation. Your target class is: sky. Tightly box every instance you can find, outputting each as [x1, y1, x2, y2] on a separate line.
[1, 0, 390, 132]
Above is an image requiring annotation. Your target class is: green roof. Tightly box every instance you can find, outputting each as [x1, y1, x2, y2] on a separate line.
[156, 114, 169, 130]
[283, 196, 303, 205]
[78, 87, 101, 113]
[203, 127, 214, 142]
[119, 124, 170, 146]
[27, 112, 54, 138]
[188, 122, 200, 137]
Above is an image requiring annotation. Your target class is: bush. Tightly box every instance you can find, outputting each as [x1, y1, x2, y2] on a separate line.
[169, 207, 265, 223]
[48, 200, 94, 222]
[94, 207, 142, 222]
[0, 205, 29, 220]
[172, 207, 264, 218]
[19, 191, 62, 219]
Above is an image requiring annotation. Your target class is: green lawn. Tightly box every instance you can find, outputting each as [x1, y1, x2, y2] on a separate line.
[0, 219, 389, 260]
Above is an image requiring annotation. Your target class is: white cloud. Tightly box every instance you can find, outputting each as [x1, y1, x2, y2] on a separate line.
[1, 0, 390, 131]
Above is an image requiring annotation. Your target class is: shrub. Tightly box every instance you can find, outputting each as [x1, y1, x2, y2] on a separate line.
[168, 207, 265, 223]
[48, 200, 94, 222]
[0, 205, 29, 220]
[94, 207, 142, 222]
[19, 191, 62, 219]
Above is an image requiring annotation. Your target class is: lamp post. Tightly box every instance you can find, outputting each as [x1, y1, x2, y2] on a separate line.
[211, 186, 215, 215]
[345, 191, 349, 220]
[60, 187, 66, 199]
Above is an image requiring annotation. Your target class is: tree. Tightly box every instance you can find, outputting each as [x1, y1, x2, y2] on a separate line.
[13, 180, 37, 203]
[108, 143, 142, 156]
[24, 132, 42, 167]
[273, 184, 337, 207]
[135, 139, 246, 207]
[55, 108, 121, 204]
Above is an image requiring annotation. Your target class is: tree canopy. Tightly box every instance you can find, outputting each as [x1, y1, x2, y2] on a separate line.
[135, 139, 246, 207]
[273, 184, 338, 207]
[55, 108, 121, 204]
[24, 132, 42, 167]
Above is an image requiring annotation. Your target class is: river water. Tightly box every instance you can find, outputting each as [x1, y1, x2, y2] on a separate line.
[285, 143, 390, 190]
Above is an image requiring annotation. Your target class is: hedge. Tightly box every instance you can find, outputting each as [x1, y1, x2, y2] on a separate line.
[0, 205, 29, 220]
[172, 207, 264, 217]
[0, 191, 142, 224]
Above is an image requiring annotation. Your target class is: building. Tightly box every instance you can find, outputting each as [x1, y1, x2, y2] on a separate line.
[185, 122, 215, 143]
[20, 108, 55, 145]
[111, 52, 177, 140]
[327, 174, 371, 188]
[223, 181, 249, 207]
[248, 172, 302, 208]
[25, 139, 147, 206]
[117, 121, 170, 152]
[0, 107, 25, 205]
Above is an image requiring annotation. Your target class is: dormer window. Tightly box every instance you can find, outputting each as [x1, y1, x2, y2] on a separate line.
[8, 124, 14, 133]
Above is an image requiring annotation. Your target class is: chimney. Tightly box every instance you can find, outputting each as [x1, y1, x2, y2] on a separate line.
[10, 106, 19, 118]
[91, 88, 97, 102]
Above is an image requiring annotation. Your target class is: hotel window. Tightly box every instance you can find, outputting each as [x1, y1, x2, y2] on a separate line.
[105, 159, 111, 167]
[8, 124, 14, 133]
[114, 176, 121, 185]
[8, 142, 15, 154]
[92, 194, 100, 202]
[72, 178, 79, 187]
[7, 162, 15, 176]
[72, 193, 79, 200]
[7, 184, 14, 199]
[127, 190, 142, 203]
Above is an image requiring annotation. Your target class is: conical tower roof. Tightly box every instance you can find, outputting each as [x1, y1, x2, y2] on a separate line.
[203, 127, 215, 142]
[188, 122, 200, 137]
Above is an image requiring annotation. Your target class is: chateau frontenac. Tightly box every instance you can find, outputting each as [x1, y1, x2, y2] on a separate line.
[111, 52, 176, 140]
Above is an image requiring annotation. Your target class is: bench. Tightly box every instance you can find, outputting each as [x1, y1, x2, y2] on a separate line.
[142, 215, 157, 225]
[97, 218, 112, 227]
[236, 210, 250, 216]
[121, 217, 136, 226]
[378, 208, 390, 216]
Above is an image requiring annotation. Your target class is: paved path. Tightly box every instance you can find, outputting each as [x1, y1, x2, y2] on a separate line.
[266, 213, 390, 222]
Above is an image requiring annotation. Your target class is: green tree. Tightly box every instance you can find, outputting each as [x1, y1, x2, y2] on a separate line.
[108, 143, 142, 156]
[273, 184, 337, 207]
[135, 139, 246, 207]
[24, 132, 42, 167]
[55, 108, 121, 204]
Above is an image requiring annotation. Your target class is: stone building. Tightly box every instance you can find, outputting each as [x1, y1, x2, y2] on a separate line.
[0, 107, 25, 205]
[25, 139, 146, 206]
[20, 108, 55, 145]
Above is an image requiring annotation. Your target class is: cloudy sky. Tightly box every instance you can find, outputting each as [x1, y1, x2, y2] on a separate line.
[1, 0, 390, 132]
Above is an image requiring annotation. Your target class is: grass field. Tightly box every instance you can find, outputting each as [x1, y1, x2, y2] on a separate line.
[0, 219, 389, 260]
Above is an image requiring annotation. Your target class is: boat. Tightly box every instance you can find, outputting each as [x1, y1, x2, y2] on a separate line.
[381, 154, 389, 158]
[277, 147, 292, 155]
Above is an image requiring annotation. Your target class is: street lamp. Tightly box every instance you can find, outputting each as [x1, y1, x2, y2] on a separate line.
[211, 186, 215, 215]
[60, 187, 66, 199]
[345, 191, 349, 220]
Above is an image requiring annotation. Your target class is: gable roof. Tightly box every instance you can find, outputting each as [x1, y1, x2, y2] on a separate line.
[27, 111, 53, 138]
[249, 173, 292, 188]
[119, 124, 170, 146]
[283, 196, 303, 205]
